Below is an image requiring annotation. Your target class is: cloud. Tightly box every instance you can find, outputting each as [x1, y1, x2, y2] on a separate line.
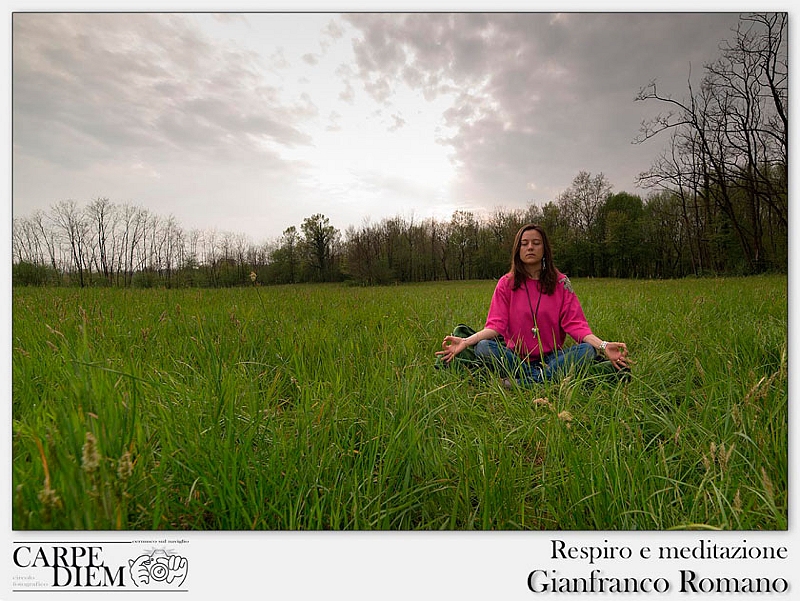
[13, 13, 313, 172]
[343, 13, 743, 204]
[326, 111, 342, 132]
[335, 63, 357, 103]
[342, 13, 570, 202]
[322, 18, 345, 41]
[12, 12, 747, 242]
[387, 113, 406, 132]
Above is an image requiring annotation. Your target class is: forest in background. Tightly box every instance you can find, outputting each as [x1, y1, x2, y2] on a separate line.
[12, 13, 787, 287]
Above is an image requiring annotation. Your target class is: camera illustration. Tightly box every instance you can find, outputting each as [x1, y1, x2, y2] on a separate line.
[128, 549, 188, 588]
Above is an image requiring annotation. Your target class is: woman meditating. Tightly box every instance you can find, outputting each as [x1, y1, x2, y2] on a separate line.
[436, 224, 630, 386]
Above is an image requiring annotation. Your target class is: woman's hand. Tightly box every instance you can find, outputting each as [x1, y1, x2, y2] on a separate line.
[604, 341, 629, 370]
[435, 336, 468, 363]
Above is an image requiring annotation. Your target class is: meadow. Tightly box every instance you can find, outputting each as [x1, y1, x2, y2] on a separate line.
[11, 276, 787, 530]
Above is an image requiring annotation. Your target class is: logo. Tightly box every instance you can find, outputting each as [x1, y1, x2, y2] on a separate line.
[11, 541, 190, 592]
[129, 548, 188, 588]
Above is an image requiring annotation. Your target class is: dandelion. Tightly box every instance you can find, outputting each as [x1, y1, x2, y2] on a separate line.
[249, 271, 257, 283]
[82, 432, 101, 473]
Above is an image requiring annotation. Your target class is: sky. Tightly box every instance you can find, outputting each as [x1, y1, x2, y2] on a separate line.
[12, 10, 750, 244]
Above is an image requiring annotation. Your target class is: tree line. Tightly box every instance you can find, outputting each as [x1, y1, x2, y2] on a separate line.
[12, 13, 786, 287]
[11, 168, 786, 289]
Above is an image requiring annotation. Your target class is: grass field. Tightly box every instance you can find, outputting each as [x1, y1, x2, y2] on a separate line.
[11, 276, 787, 530]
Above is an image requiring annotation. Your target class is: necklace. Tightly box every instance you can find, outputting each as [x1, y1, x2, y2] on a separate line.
[523, 278, 542, 337]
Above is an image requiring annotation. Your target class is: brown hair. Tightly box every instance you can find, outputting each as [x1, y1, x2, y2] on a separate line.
[509, 224, 557, 294]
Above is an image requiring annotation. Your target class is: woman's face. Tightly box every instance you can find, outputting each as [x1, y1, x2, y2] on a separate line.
[518, 228, 544, 270]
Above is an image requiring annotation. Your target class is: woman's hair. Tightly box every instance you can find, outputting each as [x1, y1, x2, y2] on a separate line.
[509, 224, 557, 294]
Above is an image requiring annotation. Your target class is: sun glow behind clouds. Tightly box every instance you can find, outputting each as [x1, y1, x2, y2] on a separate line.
[199, 13, 459, 221]
[290, 92, 459, 207]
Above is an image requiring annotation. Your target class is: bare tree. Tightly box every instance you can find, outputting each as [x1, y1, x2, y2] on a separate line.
[12, 217, 41, 265]
[86, 197, 116, 283]
[636, 12, 787, 272]
[50, 200, 91, 286]
[556, 171, 613, 236]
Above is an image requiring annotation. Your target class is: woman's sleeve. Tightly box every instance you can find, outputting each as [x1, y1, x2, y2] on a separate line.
[559, 276, 593, 342]
[484, 276, 511, 336]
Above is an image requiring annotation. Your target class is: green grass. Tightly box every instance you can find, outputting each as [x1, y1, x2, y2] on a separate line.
[11, 276, 787, 530]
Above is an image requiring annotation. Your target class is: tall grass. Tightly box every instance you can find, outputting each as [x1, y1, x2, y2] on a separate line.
[12, 276, 787, 530]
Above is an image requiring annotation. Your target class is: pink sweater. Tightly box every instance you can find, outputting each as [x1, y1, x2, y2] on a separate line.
[484, 272, 593, 361]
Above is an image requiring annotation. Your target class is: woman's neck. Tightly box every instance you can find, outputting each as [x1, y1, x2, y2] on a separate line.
[525, 266, 541, 280]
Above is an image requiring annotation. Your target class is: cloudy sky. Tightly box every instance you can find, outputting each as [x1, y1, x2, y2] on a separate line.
[12, 11, 747, 243]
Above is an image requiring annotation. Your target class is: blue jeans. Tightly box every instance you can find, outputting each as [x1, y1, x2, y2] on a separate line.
[474, 339, 597, 386]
